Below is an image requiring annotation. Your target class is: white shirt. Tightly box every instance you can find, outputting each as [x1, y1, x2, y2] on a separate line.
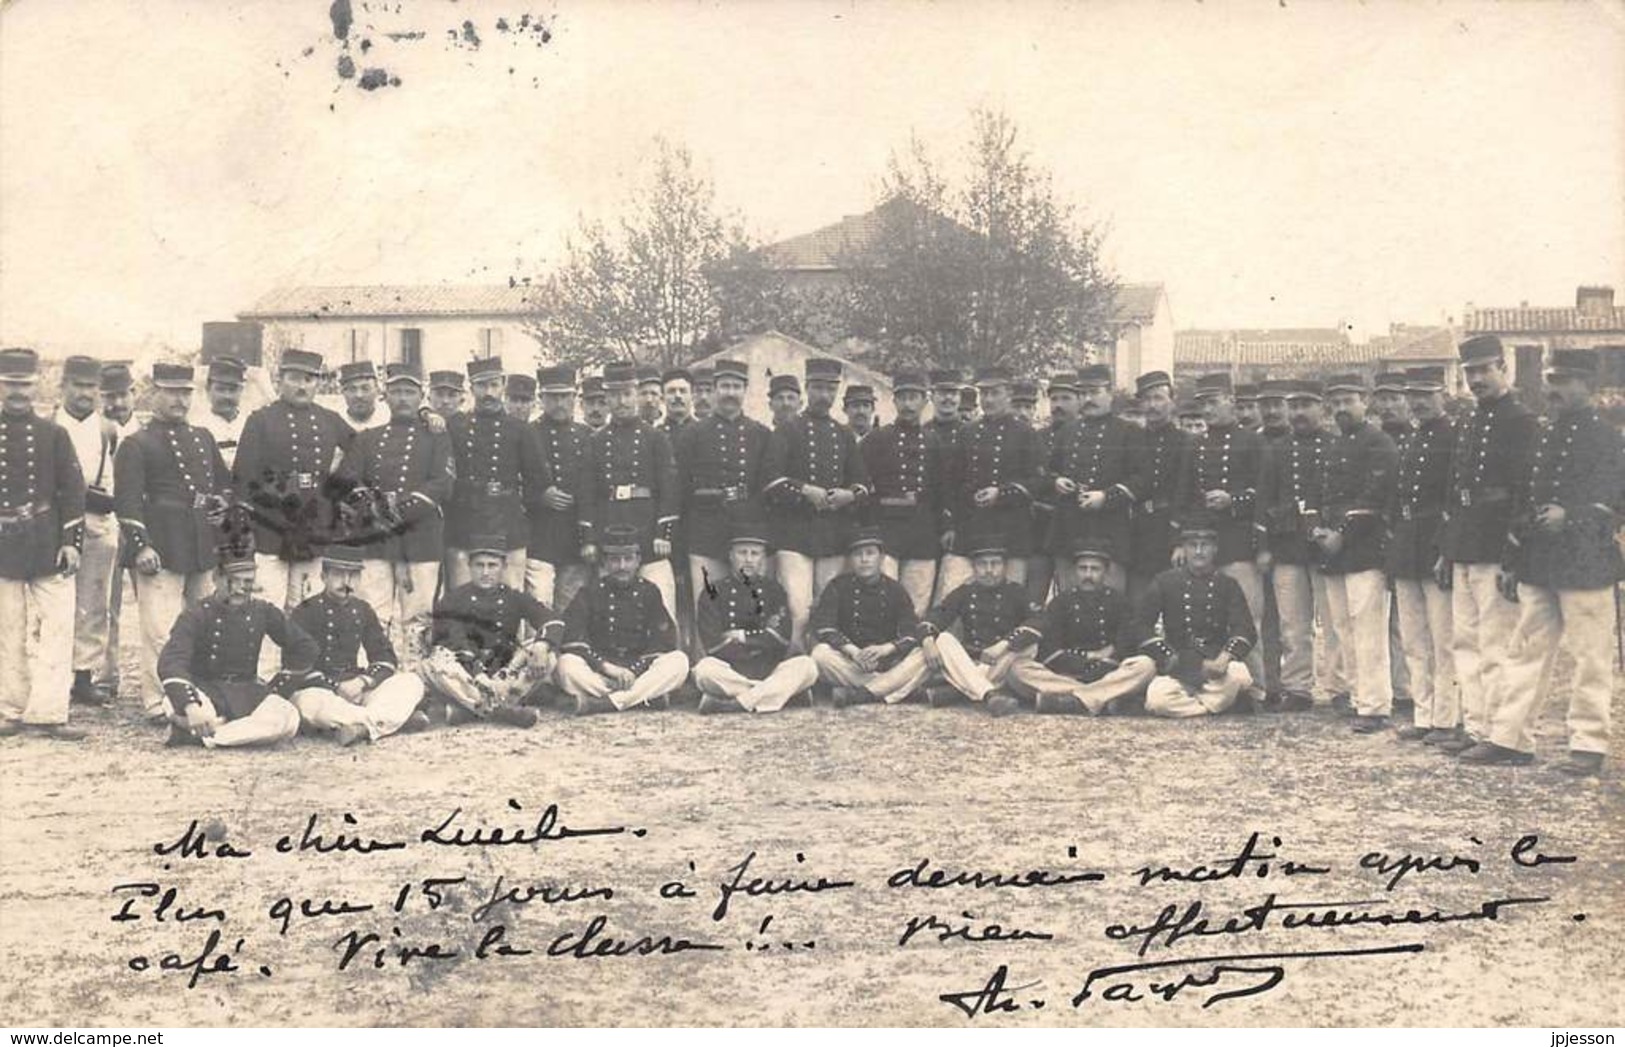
[190, 406, 247, 471]
[52, 406, 116, 499]
[343, 404, 389, 433]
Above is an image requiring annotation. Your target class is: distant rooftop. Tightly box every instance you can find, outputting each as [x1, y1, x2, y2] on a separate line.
[1175, 328, 1378, 367]
[241, 284, 539, 320]
[1464, 286, 1624, 334]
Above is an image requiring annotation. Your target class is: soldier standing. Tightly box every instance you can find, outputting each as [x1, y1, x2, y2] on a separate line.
[526, 365, 594, 612]
[189, 355, 249, 471]
[1373, 369, 1416, 713]
[768, 373, 803, 429]
[1127, 370, 1188, 605]
[580, 375, 609, 431]
[338, 362, 388, 432]
[99, 362, 141, 694]
[53, 356, 119, 707]
[1025, 372, 1081, 606]
[0, 347, 86, 741]
[675, 358, 772, 624]
[1042, 364, 1140, 594]
[1253, 377, 1293, 698]
[844, 384, 878, 440]
[1180, 373, 1267, 699]
[1386, 366, 1458, 743]
[1437, 335, 1537, 754]
[860, 370, 949, 615]
[1234, 384, 1263, 432]
[446, 357, 549, 591]
[428, 371, 467, 422]
[762, 358, 871, 650]
[926, 369, 965, 604]
[114, 362, 232, 723]
[637, 365, 665, 427]
[578, 361, 682, 623]
[660, 368, 695, 436]
[658, 367, 696, 652]
[505, 373, 537, 424]
[332, 361, 453, 667]
[1315, 375, 1400, 732]
[1463, 350, 1622, 773]
[690, 364, 715, 423]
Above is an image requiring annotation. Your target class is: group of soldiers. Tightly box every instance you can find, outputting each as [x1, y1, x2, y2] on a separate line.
[0, 334, 1617, 775]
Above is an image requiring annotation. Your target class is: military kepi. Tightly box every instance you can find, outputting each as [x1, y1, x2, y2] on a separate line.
[279, 348, 324, 375]
[1458, 334, 1504, 367]
[1135, 370, 1172, 397]
[151, 362, 195, 389]
[1546, 348, 1599, 380]
[0, 347, 40, 380]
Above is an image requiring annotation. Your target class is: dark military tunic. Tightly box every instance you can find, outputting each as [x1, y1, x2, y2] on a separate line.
[763, 411, 871, 558]
[954, 413, 1042, 557]
[559, 575, 677, 672]
[1178, 421, 1263, 565]
[917, 580, 1037, 657]
[1130, 420, 1190, 578]
[1042, 414, 1141, 560]
[696, 571, 792, 679]
[1442, 391, 1537, 565]
[809, 572, 919, 669]
[528, 416, 592, 566]
[1320, 421, 1399, 574]
[431, 582, 563, 675]
[1385, 415, 1455, 580]
[447, 409, 550, 553]
[1028, 420, 1063, 559]
[157, 596, 318, 718]
[233, 402, 355, 560]
[1507, 407, 1624, 590]
[1028, 586, 1135, 679]
[0, 410, 85, 580]
[578, 418, 679, 560]
[1134, 567, 1257, 681]
[860, 419, 950, 561]
[675, 413, 772, 560]
[114, 419, 228, 575]
[333, 416, 453, 563]
[928, 416, 963, 460]
[1255, 430, 1329, 566]
[291, 590, 398, 687]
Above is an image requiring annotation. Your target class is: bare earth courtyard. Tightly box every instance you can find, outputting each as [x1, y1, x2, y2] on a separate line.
[3, 630, 1621, 1028]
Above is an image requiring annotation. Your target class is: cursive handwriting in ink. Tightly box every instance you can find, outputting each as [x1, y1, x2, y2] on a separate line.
[471, 875, 616, 923]
[1134, 832, 1329, 886]
[1358, 847, 1481, 891]
[421, 799, 629, 848]
[333, 928, 461, 971]
[127, 928, 245, 989]
[938, 964, 1046, 1019]
[273, 812, 406, 855]
[110, 882, 227, 925]
[711, 850, 857, 921]
[546, 914, 725, 958]
[269, 894, 375, 936]
[152, 819, 252, 860]
[898, 911, 1054, 947]
[1071, 942, 1424, 1009]
[889, 857, 1105, 891]
[1511, 834, 1578, 868]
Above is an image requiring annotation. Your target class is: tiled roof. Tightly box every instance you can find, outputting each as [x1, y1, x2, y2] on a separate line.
[758, 198, 972, 270]
[1111, 283, 1165, 324]
[1175, 328, 1378, 367]
[1375, 327, 1457, 362]
[240, 284, 540, 319]
[1464, 306, 1625, 334]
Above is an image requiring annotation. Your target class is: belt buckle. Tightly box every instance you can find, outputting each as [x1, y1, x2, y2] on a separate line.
[296, 472, 316, 489]
[486, 480, 506, 496]
[1401, 505, 1413, 521]
[194, 493, 211, 509]
[1142, 499, 1156, 514]
[1459, 489, 1473, 508]
[723, 486, 743, 501]
[614, 484, 633, 501]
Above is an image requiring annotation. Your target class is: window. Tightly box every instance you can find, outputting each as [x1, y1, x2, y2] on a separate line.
[400, 328, 423, 367]
[478, 327, 503, 358]
[346, 328, 370, 363]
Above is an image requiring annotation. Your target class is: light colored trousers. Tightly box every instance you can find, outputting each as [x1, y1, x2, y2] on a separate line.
[556, 650, 690, 710]
[925, 633, 1022, 701]
[777, 552, 847, 651]
[1271, 564, 1338, 698]
[527, 559, 594, 617]
[255, 554, 322, 677]
[1321, 569, 1392, 716]
[72, 512, 120, 684]
[939, 555, 1029, 603]
[1009, 653, 1157, 714]
[447, 547, 528, 591]
[1451, 562, 1520, 740]
[810, 644, 931, 703]
[1489, 584, 1615, 756]
[1219, 560, 1268, 694]
[1146, 661, 1253, 717]
[1393, 577, 1457, 730]
[0, 571, 74, 725]
[292, 674, 427, 742]
[1051, 557, 1125, 596]
[693, 655, 819, 712]
[357, 560, 441, 668]
[191, 691, 301, 749]
[136, 569, 214, 718]
[1389, 595, 1411, 702]
[881, 555, 939, 617]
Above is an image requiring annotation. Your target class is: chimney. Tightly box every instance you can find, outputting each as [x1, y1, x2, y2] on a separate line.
[1576, 285, 1615, 318]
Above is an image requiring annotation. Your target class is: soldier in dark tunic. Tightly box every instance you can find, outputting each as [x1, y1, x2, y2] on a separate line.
[504, 373, 537, 424]
[1386, 367, 1459, 743]
[1437, 334, 1538, 754]
[843, 384, 878, 440]
[331, 361, 453, 667]
[926, 368, 965, 604]
[691, 516, 816, 714]
[0, 347, 86, 740]
[1252, 377, 1293, 705]
[1234, 383, 1263, 433]
[580, 375, 609, 432]
[690, 364, 715, 423]
[525, 365, 593, 612]
[1127, 370, 1189, 606]
[637, 365, 665, 428]
[1464, 350, 1623, 775]
[860, 369, 949, 615]
[1372, 369, 1417, 715]
[762, 358, 871, 651]
[1012, 378, 1055, 604]
[1042, 364, 1141, 594]
[428, 371, 467, 423]
[911, 529, 1033, 716]
[808, 527, 926, 706]
[768, 373, 803, 430]
[157, 551, 317, 749]
[659, 367, 696, 654]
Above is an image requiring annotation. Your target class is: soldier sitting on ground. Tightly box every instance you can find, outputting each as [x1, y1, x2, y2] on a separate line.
[157, 547, 316, 749]
[288, 545, 430, 746]
[420, 535, 561, 729]
[912, 529, 1032, 717]
[555, 525, 692, 716]
[808, 527, 928, 706]
[1008, 541, 1158, 716]
[691, 515, 818, 715]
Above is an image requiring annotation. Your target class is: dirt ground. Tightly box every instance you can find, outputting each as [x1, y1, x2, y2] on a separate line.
[2, 602, 1622, 1028]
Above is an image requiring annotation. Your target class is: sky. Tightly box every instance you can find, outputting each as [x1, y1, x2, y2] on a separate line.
[2, 0, 1622, 354]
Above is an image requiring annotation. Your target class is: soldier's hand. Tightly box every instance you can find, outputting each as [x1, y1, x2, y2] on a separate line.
[1054, 477, 1079, 495]
[827, 488, 855, 510]
[1496, 568, 1519, 603]
[134, 546, 163, 575]
[1319, 530, 1344, 555]
[184, 703, 215, 737]
[980, 640, 1009, 665]
[1434, 557, 1453, 590]
[652, 538, 672, 558]
[1204, 490, 1233, 511]
[1535, 504, 1566, 532]
[1255, 549, 1272, 572]
[1202, 654, 1230, 681]
[604, 663, 636, 688]
[1171, 546, 1188, 568]
[722, 628, 749, 646]
[1077, 491, 1107, 512]
[56, 545, 80, 576]
[337, 677, 367, 701]
[542, 486, 574, 511]
[974, 486, 1000, 508]
[422, 410, 448, 435]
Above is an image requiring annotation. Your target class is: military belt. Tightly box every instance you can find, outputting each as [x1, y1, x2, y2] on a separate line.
[878, 493, 920, 507]
[609, 485, 653, 502]
[0, 500, 49, 525]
